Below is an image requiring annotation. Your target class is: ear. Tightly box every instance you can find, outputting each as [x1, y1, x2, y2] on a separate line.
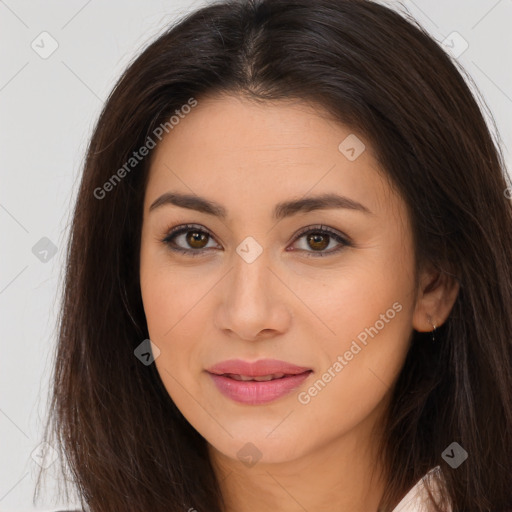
[412, 263, 460, 332]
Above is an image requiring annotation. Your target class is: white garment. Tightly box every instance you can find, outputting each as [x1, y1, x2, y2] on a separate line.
[391, 466, 452, 512]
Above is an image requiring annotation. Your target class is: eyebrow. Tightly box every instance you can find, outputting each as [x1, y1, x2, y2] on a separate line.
[149, 191, 373, 220]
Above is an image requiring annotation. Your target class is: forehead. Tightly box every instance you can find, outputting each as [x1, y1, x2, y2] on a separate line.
[144, 94, 401, 223]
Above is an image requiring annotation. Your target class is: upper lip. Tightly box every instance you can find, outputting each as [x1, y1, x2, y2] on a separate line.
[206, 358, 312, 377]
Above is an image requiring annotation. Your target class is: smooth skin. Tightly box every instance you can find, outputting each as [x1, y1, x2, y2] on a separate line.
[139, 93, 459, 512]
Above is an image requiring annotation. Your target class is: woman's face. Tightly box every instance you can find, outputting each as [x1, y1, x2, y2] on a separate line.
[139, 93, 424, 465]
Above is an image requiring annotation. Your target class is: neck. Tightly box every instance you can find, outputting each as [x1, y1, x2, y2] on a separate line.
[208, 412, 389, 512]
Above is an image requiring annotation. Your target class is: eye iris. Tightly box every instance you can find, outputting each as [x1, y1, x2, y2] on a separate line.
[186, 231, 208, 249]
[307, 233, 329, 251]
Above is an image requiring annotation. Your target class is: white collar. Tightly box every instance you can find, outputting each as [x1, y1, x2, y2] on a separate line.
[391, 466, 451, 512]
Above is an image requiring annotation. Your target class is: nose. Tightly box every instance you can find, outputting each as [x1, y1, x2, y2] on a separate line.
[213, 246, 292, 341]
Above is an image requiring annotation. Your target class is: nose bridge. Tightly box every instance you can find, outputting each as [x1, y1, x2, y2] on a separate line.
[214, 236, 290, 339]
[229, 239, 272, 307]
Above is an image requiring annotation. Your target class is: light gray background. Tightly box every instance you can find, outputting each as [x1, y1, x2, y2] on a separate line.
[1, 1, 511, 510]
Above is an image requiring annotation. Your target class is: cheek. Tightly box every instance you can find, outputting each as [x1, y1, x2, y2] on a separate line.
[140, 273, 172, 340]
[300, 261, 413, 411]
[293, 257, 408, 346]
[139, 241, 198, 339]
[140, 274, 217, 438]
[141, 272, 198, 349]
[140, 268, 203, 410]
[139, 252, 211, 379]
[297, 304, 411, 437]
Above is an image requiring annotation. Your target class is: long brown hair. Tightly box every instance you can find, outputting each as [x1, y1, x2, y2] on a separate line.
[34, 0, 512, 510]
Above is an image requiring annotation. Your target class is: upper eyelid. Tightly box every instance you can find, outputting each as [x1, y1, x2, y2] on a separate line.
[293, 224, 347, 240]
[163, 223, 350, 248]
[164, 224, 219, 243]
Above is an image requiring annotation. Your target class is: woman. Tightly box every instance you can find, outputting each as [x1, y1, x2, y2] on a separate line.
[35, 0, 512, 511]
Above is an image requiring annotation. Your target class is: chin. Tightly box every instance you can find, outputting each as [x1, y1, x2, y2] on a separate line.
[205, 427, 310, 467]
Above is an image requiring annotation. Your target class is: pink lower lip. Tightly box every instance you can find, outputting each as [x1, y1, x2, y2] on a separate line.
[208, 371, 312, 405]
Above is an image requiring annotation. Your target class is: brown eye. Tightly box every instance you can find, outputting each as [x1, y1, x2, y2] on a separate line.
[290, 225, 351, 258]
[162, 223, 351, 258]
[306, 233, 330, 251]
[162, 224, 219, 256]
[186, 230, 209, 249]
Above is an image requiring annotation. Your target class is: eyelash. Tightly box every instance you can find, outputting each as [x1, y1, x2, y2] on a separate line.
[161, 223, 352, 258]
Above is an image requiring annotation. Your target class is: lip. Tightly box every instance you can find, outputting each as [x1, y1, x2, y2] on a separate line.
[207, 358, 312, 377]
[206, 358, 313, 405]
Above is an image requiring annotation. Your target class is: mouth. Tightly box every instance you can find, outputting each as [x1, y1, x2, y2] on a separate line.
[221, 372, 298, 382]
[206, 359, 313, 405]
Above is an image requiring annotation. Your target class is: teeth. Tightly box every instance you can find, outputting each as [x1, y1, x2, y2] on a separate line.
[227, 373, 286, 381]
